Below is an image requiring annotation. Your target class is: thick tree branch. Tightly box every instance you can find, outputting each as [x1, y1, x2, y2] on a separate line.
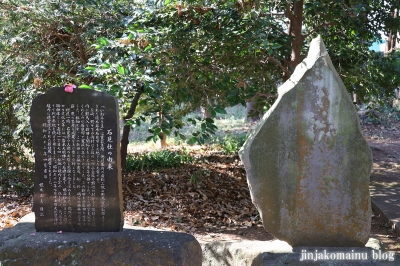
[123, 88, 143, 120]
[285, 5, 295, 21]
[120, 86, 144, 170]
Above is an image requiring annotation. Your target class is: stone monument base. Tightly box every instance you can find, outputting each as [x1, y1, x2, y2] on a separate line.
[202, 239, 398, 266]
[0, 213, 202, 266]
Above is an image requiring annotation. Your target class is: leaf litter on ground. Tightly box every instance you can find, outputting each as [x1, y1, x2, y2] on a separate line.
[1, 113, 400, 248]
[123, 147, 263, 237]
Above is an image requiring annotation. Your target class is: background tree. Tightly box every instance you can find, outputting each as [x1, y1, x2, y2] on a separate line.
[0, 0, 129, 169]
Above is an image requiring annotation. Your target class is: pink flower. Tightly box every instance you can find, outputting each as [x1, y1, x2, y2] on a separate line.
[57, 230, 62, 234]
[30, 232, 36, 236]
[64, 83, 76, 93]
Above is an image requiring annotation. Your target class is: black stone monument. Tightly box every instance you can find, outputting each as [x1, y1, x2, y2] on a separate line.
[30, 87, 124, 232]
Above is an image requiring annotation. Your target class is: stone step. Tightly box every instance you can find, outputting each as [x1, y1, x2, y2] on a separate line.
[0, 213, 202, 266]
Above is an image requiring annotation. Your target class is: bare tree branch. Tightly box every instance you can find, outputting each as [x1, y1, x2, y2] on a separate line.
[260, 52, 290, 75]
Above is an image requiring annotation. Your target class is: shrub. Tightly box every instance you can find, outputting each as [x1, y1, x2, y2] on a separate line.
[219, 134, 248, 155]
[0, 168, 34, 196]
[0, 87, 34, 171]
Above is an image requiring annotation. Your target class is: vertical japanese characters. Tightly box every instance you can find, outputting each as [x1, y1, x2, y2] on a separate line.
[37, 103, 112, 227]
[31, 87, 123, 232]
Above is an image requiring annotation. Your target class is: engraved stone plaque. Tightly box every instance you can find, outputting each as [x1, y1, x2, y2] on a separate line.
[30, 87, 123, 232]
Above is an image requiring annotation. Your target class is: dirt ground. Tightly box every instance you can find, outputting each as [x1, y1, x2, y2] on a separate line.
[362, 115, 400, 253]
[0, 113, 399, 252]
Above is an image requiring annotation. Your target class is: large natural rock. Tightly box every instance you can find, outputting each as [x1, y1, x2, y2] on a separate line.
[0, 213, 202, 266]
[202, 240, 292, 266]
[239, 36, 372, 247]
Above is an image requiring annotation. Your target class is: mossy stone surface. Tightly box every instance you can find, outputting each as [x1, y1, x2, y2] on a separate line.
[239, 36, 372, 247]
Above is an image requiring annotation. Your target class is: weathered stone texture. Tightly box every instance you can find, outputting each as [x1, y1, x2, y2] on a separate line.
[239, 36, 372, 247]
[0, 214, 202, 266]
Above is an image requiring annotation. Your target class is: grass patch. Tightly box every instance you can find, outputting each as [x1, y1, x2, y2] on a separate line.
[125, 149, 195, 171]
[212, 134, 248, 155]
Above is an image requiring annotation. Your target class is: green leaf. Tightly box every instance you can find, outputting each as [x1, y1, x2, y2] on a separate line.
[188, 137, 197, 145]
[98, 37, 109, 45]
[210, 109, 217, 118]
[78, 84, 93, 89]
[272, 43, 282, 49]
[117, 65, 125, 75]
[102, 63, 111, 69]
[144, 44, 152, 52]
[214, 107, 227, 114]
[85, 66, 96, 71]
[154, 127, 161, 135]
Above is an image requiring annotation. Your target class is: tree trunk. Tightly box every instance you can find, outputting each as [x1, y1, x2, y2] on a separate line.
[386, 9, 398, 53]
[160, 132, 168, 148]
[283, 0, 304, 81]
[290, 0, 304, 70]
[158, 111, 168, 149]
[120, 88, 143, 170]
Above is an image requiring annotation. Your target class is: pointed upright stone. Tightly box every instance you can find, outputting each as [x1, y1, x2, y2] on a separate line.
[239, 36, 372, 247]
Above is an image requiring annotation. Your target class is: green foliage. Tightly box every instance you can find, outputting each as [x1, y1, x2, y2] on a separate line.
[343, 50, 400, 103]
[0, 168, 33, 195]
[146, 1, 286, 111]
[0, 0, 129, 170]
[218, 134, 248, 155]
[0, 87, 34, 170]
[186, 107, 227, 145]
[0, 0, 128, 88]
[125, 149, 195, 171]
[359, 99, 400, 126]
